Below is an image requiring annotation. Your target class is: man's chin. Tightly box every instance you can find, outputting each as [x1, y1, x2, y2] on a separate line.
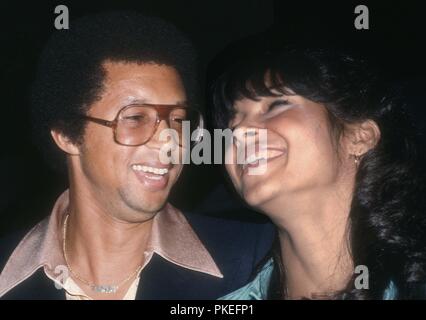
[120, 189, 170, 214]
[132, 197, 168, 213]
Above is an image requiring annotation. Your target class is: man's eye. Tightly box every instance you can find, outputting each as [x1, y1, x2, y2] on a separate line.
[124, 115, 145, 121]
[122, 115, 149, 126]
[172, 117, 185, 123]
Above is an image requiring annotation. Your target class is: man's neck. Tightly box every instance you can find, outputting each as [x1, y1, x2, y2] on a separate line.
[62, 189, 155, 299]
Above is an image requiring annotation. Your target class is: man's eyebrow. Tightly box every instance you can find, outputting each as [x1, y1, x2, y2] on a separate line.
[124, 98, 148, 104]
[125, 98, 188, 105]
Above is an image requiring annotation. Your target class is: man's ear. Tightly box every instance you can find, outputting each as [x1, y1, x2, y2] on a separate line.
[50, 129, 80, 155]
[343, 119, 381, 156]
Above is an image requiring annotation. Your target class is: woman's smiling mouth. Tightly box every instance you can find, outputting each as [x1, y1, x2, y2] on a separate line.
[240, 148, 286, 175]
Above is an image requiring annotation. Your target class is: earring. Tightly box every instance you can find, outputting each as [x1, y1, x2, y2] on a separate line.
[353, 154, 361, 166]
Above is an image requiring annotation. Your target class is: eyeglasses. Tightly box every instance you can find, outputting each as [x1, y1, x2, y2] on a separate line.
[80, 104, 203, 147]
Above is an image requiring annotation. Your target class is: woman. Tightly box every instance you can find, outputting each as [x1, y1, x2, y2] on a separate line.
[212, 47, 426, 299]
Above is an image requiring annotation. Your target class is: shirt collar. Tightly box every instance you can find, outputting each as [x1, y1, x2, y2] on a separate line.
[219, 258, 274, 300]
[0, 190, 222, 297]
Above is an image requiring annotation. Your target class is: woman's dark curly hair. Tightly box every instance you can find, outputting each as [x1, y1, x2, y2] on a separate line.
[211, 47, 426, 299]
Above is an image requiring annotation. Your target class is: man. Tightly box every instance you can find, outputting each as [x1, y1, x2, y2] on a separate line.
[0, 11, 274, 299]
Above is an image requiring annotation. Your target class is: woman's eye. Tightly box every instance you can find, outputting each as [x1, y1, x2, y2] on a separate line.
[267, 99, 290, 112]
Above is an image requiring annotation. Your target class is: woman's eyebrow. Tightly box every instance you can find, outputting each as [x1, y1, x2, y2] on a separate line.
[267, 99, 291, 109]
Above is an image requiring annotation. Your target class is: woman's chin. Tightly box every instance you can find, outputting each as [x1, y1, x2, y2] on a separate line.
[240, 185, 278, 210]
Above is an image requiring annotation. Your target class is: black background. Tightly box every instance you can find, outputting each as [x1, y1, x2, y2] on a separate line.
[0, 0, 425, 237]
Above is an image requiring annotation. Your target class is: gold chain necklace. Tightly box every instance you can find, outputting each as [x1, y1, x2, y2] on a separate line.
[62, 214, 142, 294]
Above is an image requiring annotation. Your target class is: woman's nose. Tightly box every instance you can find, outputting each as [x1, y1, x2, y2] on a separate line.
[232, 126, 259, 147]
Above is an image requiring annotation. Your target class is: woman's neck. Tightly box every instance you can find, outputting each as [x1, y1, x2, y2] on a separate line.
[266, 187, 354, 299]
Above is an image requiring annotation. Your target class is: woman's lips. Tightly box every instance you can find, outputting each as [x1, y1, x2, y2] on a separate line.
[241, 148, 286, 175]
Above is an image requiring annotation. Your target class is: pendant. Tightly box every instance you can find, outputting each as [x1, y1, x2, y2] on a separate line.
[91, 285, 118, 294]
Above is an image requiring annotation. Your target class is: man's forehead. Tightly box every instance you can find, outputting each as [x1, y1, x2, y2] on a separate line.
[101, 60, 184, 88]
[85, 61, 187, 115]
[101, 60, 181, 81]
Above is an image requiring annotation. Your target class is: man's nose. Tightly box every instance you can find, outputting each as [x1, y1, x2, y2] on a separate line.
[145, 119, 173, 149]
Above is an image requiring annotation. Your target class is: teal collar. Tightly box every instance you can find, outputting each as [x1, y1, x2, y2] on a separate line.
[220, 258, 400, 300]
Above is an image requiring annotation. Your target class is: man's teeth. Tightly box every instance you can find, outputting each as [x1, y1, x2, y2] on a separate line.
[131, 165, 169, 175]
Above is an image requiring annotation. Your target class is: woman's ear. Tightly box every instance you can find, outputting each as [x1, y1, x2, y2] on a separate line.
[343, 119, 381, 156]
[50, 129, 80, 155]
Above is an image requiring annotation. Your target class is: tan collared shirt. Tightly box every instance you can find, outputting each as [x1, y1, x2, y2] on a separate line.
[0, 190, 223, 299]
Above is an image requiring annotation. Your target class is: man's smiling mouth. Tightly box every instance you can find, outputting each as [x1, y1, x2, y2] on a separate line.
[131, 164, 169, 176]
[131, 163, 172, 188]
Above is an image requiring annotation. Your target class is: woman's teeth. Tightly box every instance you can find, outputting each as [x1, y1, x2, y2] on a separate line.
[245, 154, 266, 165]
[131, 164, 169, 175]
[242, 155, 266, 170]
[241, 149, 286, 170]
